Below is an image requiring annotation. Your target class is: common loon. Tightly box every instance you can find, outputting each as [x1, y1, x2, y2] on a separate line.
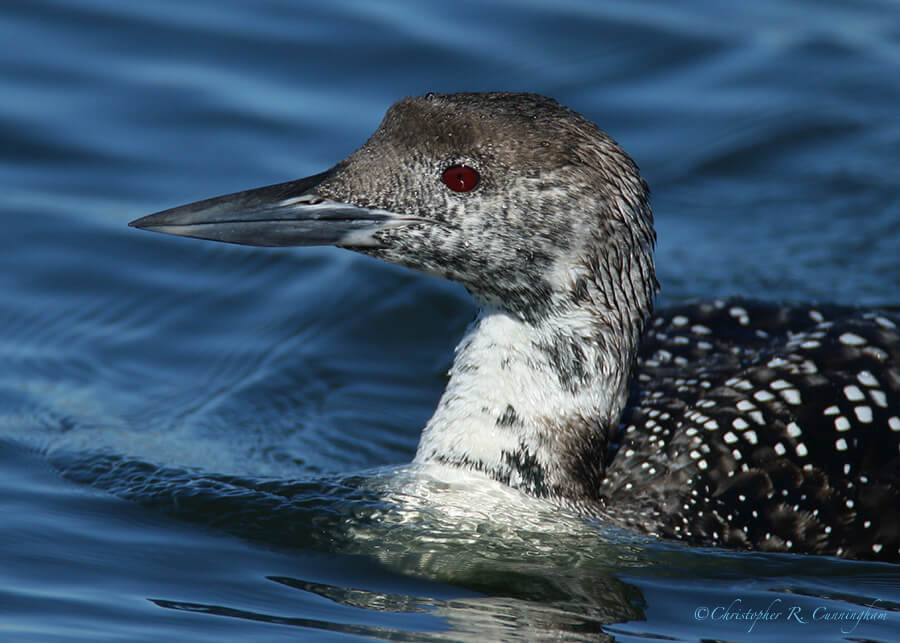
[131, 92, 900, 562]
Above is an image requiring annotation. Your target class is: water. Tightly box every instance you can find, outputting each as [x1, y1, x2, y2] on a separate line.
[1, 1, 899, 640]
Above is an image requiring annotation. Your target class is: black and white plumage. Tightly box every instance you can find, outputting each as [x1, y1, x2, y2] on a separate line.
[614, 298, 899, 560]
[130, 92, 900, 562]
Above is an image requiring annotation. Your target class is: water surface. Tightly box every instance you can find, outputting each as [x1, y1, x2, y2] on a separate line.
[1, 1, 898, 640]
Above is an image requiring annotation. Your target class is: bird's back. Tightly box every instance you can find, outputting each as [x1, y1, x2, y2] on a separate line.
[603, 297, 900, 561]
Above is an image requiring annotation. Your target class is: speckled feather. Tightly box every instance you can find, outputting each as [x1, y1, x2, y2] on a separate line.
[606, 299, 900, 561]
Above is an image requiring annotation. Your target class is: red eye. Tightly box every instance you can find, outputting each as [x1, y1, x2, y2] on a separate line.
[441, 165, 479, 192]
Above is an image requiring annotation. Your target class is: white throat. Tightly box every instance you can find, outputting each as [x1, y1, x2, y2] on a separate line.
[413, 302, 635, 505]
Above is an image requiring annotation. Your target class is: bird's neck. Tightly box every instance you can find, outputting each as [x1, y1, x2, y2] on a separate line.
[414, 281, 651, 507]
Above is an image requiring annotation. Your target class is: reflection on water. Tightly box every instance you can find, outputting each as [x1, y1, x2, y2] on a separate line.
[51, 447, 900, 640]
[151, 575, 639, 642]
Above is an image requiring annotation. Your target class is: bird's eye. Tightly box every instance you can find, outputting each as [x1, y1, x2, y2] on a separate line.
[441, 165, 479, 192]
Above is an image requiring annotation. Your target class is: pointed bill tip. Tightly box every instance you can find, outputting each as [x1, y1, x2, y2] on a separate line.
[129, 176, 423, 248]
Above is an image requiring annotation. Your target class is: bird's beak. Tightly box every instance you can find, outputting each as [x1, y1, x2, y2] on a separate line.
[129, 169, 416, 248]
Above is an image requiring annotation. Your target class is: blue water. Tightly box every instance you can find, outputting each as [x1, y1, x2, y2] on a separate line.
[2, 1, 899, 640]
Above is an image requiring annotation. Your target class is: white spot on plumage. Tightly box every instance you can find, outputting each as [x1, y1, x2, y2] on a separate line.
[888, 416, 900, 431]
[780, 388, 803, 406]
[863, 346, 889, 360]
[843, 385, 864, 401]
[723, 432, 738, 444]
[774, 442, 786, 455]
[854, 406, 873, 423]
[744, 431, 758, 445]
[835, 438, 848, 451]
[795, 443, 808, 457]
[770, 379, 791, 390]
[786, 422, 802, 437]
[753, 390, 775, 402]
[834, 416, 851, 432]
[824, 405, 839, 416]
[857, 370, 878, 387]
[839, 332, 866, 346]
[732, 418, 749, 430]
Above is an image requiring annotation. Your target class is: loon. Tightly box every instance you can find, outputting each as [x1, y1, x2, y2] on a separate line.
[130, 92, 900, 562]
